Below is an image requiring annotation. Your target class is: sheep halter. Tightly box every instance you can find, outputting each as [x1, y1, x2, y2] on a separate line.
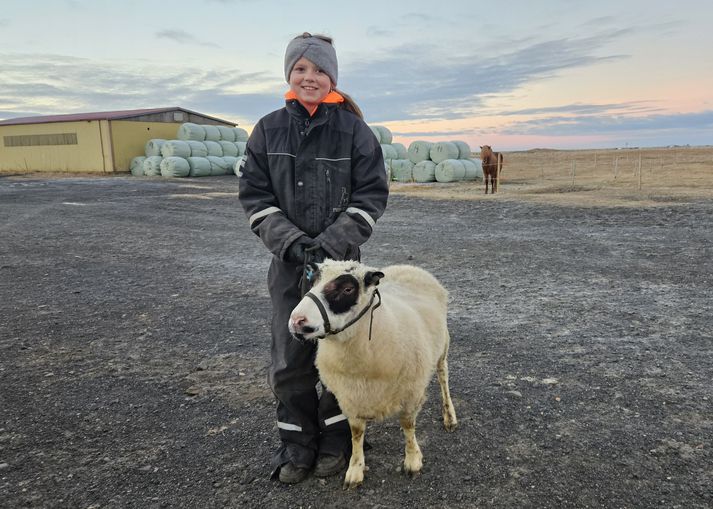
[305, 288, 382, 340]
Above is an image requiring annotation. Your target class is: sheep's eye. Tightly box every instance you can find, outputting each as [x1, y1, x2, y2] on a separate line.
[343, 286, 354, 294]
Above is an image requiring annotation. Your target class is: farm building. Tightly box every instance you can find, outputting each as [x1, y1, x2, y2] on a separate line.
[0, 107, 236, 173]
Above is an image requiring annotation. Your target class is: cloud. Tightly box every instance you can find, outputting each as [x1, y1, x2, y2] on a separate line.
[155, 29, 220, 48]
[0, 18, 10, 28]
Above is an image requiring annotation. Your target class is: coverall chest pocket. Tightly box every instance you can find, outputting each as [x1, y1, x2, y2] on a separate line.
[318, 160, 351, 226]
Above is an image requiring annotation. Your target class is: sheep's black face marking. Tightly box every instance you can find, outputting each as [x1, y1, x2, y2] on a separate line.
[323, 274, 360, 314]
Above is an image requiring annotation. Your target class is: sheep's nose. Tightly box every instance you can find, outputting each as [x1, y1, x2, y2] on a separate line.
[290, 315, 308, 331]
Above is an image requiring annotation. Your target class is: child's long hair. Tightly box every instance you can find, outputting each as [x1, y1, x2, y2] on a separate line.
[294, 32, 364, 120]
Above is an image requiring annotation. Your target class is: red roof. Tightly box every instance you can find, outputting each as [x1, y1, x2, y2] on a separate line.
[0, 107, 236, 126]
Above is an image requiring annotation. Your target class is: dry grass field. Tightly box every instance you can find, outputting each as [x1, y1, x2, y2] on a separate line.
[390, 146, 713, 207]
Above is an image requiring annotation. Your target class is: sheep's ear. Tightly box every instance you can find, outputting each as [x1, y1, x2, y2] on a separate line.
[364, 271, 385, 287]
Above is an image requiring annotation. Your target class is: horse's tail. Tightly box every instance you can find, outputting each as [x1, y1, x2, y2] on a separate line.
[497, 152, 504, 172]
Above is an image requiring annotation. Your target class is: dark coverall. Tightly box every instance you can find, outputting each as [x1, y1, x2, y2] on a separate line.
[238, 97, 388, 471]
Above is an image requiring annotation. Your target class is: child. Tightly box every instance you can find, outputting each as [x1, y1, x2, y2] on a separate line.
[238, 32, 389, 484]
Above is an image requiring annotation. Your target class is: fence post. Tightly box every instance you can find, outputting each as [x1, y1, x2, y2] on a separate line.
[638, 151, 642, 191]
[614, 157, 619, 180]
[594, 152, 597, 170]
[571, 160, 576, 186]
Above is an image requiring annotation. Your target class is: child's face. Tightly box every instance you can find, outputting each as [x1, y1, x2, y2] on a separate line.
[289, 57, 332, 111]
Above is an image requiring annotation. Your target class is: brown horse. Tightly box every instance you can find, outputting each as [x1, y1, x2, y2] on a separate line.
[480, 145, 504, 194]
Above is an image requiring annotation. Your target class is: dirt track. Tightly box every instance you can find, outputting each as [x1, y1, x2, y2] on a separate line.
[1, 175, 711, 508]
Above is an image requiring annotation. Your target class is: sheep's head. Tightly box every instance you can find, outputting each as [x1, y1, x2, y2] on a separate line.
[289, 260, 384, 342]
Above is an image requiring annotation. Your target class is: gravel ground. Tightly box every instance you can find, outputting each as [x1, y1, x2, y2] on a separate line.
[1, 175, 711, 508]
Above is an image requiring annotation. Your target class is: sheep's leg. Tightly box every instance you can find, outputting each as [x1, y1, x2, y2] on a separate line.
[437, 344, 458, 432]
[343, 418, 367, 490]
[400, 411, 423, 477]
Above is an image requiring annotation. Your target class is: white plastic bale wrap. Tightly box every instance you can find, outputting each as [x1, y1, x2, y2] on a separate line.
[233, 155, 245, 176]
[390, 159, 414, 182]
[202, 125, 221, 141]
[233, 127, 249, 142]
[145, 139, 166, 157]
[177, 123, 206, 141]
[187, 140, 208, 157]
[375, 125, 393, 144]
[381, 144, 398, 161]
[392, 142, 408, 159]
[460, 159, 479, 180]
[203, 140, 223, 157]
[369, 125, 382, 144]
[407, 141, 433, 164]
[160, 140, 191, 158]
[469, 158, 484, 180]
[187, 157, 212, 177]
[412, 160, 437, 182]
[218, 141, 239, 157]
[234, 141, 247, 156]
[435, 159, 466, 182]
[451, 140, 472, 159]
[430, 142, 460, 164]
[130, 156, 146, 176]
[142, 156, 163, 176]
[216, 126, 236, 142]
[207, 155, 229, 176]
[384, 160, 391, 183]
[160, 156, 190, 178]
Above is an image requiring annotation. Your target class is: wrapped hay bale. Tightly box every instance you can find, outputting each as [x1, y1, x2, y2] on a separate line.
[187, 157, 212, 177]
[430, 142, 459, 164]
[177, 122, 206, 141]
[187, 140, 208, 157]
[217, 125, 237, 142]
[451, 140, 472, 159]
[142, 156, 163, 176]
[407, 141, 433, 164]
[435, 159, 466, 182]
[233, 156, 245, 176]
[204, 140, 223, 157]
[130, 156, 146, 176]
[233, 127, 249, 142]
[160, 140, 191, 158]
[222, 156, 238, 170]
[390, 159, 414, 182]
[469, 158, 484, 180]
[145, 139, 166, 157]
[218, 141, 239, 157]
[381, 144, 398, 161]
[207, 155, 230, 176]
[160, 156, 190, 178]
[392, 142, 408, 159]
[460, 159, 480, 180]
[202, 125, 221, 141]
[412, 160, 437, 182]
[369, 126, 382, 143]
[375, 125, 393, 144]
[234, 141, 247, 156]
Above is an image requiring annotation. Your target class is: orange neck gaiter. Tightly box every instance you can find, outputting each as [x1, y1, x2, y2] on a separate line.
[285, 90, 345, 117]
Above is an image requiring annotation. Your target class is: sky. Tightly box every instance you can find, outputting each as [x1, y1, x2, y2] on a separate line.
[1, 0, 712, 150]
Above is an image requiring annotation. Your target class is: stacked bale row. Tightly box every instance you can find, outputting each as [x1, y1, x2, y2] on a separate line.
[130, 122, 248, 178]
[369, 124, 409, 183]
[406, 140, 483, 183]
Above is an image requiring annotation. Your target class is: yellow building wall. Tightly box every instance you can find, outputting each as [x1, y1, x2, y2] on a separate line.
[0, 121, 106, 172]
[110, 121, 182, 172]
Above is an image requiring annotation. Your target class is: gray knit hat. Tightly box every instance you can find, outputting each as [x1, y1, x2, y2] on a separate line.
[284, 33, 338, 86]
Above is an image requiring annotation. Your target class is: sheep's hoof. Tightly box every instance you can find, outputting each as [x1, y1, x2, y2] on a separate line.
[404, 466, 422, 479]
[342, 467, 364, 490]
[444, 420, 458, 432]
[342, 478, 363, 490]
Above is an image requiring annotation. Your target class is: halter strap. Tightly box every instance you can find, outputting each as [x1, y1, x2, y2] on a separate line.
[305, 289, 381, 340]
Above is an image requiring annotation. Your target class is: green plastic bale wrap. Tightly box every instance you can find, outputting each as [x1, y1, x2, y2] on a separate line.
[218, 141, 238, 157]
[145, 139, 166, 157]
[469, 158, 484, 180]
[376, 125, 393, 144]
[203, 140, 223, 157]
[160, 156, 190, 178]
[460, 159, 479, 180]
[451, 140, 472, 159]
[177, 123, 206, 141]
[390, 159, 414, 182]
[369, 125, 382, 143]
[412, 160, 437, 182]
[187, 157, 212, 177]
[160, 140, 191, 158]
[234, 141, 247, 156]
[222, 156, 238, 170]
[435, 159, 466, 182]
[187, 140, 208, 157]
[207, 155, 229, 176]
[233, 156, 245, 176]
[233, 127, 249, 142]
[202, 125, 221, 141]
[392, 142, 408, 159]
[430, 142, 459, 164]
[381, 144, 398, 161]
[216, 126, 236, 142]
[142, 156, 163, 176]
[130, 156, 146, 176]
[408, 141, 433, 164]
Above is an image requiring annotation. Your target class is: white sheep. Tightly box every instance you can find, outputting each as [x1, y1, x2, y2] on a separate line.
[288, 259, 457, 489]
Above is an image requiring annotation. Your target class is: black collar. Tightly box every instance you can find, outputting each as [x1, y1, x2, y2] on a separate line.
[305, 289, 381, 340]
